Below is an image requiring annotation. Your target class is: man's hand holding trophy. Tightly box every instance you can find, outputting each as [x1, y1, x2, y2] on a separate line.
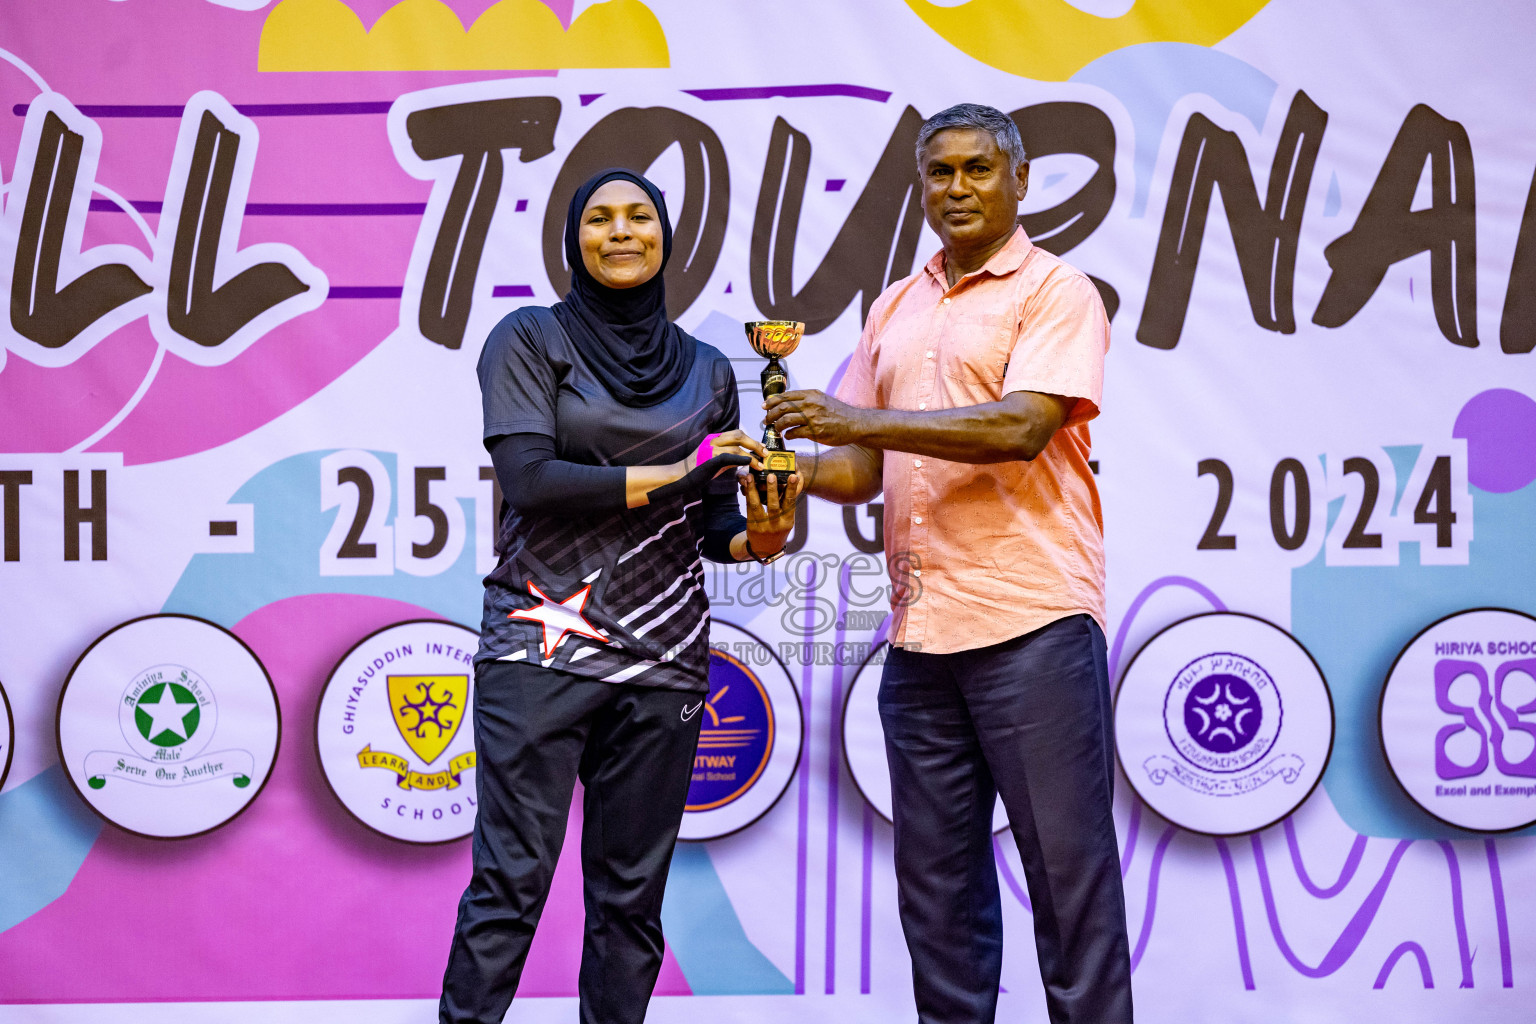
[745, 319, 804, 501]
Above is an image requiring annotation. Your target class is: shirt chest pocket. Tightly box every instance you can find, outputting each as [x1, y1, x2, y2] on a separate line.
[941, 312, 1013, 385]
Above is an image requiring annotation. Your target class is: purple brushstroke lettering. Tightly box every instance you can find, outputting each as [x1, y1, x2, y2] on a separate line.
[1435, 841, 1474, 987]
[861, 805, 874, 994]
[1250, 832, 1413, 977]
[1283, 818, 1368, 898]
[329, 286, 403, 299]
[824, 562, 853, 994]
[1487, 839, 1513, 987]
[683, 85, 891, 103]
[994, 835, 1032, 912]
[794, 573, 816, 995]
[1130, 826, 1178, 973]
[1108, 576, 1227, 681]
[1121, 798, 1142, 879]
[1373, 941, 1433, 989]
[1214, 837, 1256, 990]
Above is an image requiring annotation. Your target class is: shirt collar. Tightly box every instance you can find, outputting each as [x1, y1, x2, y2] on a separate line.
[923, 225, 1034, 288]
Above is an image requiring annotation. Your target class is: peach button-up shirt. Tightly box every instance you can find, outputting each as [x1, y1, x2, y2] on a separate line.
[835, 227, 1108, 655]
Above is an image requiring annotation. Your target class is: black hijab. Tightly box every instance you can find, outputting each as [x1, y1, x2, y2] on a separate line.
[551, 168, 696, 408]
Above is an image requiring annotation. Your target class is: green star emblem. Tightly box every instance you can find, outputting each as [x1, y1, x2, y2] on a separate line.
[134, 682, 201, 746]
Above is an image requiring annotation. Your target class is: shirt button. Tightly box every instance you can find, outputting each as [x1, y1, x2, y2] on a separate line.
[925, 350, 934, 358]
[913, 569, 923, 577]
[942, 297, 951, 305]
[914, 459, 923, 467]
[914, 516, 923, 524]
[918, 402, 927, 410]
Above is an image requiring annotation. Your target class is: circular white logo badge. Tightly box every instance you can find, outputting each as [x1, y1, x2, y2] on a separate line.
[1115, 612, 1333, 835]
[56, 614, 280, 839]
[316, 619, 480, 843]
[842, 642, 1009, 833]
[679, 620, 803, 841]
[1380, 607, 1536, 832]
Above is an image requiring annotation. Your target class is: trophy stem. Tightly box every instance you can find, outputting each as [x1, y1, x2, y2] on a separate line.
[760, 355, 789, 453]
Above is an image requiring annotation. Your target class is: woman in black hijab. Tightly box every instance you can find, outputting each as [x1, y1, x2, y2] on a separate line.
[440, 169, 800, 1024]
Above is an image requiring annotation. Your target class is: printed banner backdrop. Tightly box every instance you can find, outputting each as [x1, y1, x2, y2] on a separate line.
[1, 1, 1534, 1021]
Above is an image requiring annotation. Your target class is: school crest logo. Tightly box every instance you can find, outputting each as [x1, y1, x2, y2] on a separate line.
[388, 674, 467, 765]
[680, 621, 803, 840]
[1115, 612, 1333, 835]
[316, 619, 479, 842]
[56, 615, 280, 838]
[88, 663, 258, 791]
[1380, 607, 1536, 832]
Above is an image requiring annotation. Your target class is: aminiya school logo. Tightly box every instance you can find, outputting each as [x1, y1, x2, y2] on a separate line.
[86, 663, 255, 790]
[317, 619, 480, 843]
[1116, 613, 1333, 836]
[57, 615, 280, 839]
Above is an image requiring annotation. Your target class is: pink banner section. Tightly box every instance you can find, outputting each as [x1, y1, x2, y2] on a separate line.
[0, 593, 686, 1001]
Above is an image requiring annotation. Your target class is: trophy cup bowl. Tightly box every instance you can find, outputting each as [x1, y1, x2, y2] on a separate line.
[746, 320, 804, 361]
[744, 320, 805, 503]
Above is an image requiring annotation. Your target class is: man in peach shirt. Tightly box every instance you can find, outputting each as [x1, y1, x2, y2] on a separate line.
[763, 104, 1131, 1024]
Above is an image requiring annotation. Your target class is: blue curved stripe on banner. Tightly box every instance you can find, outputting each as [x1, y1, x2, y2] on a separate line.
[1071, 42, 1278, 219]
[161, 451, 483, 629]
[1296, 481, 1536, 840]
[0, 766, 104, 933]
[661, 844, 795, 994]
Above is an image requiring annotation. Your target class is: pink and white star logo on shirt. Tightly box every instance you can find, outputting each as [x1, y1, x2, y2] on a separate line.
[508, 580, 612, 660]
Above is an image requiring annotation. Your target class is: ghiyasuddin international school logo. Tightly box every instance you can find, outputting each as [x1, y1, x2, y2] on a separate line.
[57, 615, 281, 839]
[356, 673, 475, 792]
[1116, 613, 1333, 836]
[317, 619, 480, 843]
[1380, 608, 1536, 832]
[680, 622, 803, 841]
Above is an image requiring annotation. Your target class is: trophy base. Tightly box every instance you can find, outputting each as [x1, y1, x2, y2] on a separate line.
[753, 450, 796, 503]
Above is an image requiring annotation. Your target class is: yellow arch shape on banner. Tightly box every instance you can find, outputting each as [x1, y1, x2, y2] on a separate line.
[901, 0, 1271, 81]
[258, 0, 668, 71]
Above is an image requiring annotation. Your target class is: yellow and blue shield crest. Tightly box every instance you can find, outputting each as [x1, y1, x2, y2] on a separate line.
[387, 674, 468, 765]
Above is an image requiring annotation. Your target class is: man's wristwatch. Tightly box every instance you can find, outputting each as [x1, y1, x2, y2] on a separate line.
[744, 535, 785, 565]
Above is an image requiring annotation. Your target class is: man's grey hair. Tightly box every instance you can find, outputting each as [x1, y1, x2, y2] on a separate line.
[915, 103, 1027, 173]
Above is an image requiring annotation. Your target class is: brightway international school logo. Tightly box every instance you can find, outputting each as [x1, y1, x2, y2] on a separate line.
[680, 621, 802, 840]
[1116, 612, 1333, 835]
[56, 615, 280, 839]
[316, 619, 479, 843]
[1380, 608, 1536, 832]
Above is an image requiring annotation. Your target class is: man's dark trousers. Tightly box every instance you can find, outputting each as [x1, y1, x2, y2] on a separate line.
[880, 614, 1133, 1024]
[439, 660, 702, 1024]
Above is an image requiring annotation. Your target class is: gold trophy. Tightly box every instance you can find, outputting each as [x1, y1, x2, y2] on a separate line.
[745, 319, 805, 501]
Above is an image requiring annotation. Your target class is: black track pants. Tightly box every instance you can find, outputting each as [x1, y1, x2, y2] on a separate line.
[439, 659, 704, 1024]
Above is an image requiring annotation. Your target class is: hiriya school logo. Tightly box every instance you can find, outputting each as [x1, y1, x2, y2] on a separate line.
[680, 621, 802, 841]
[1380, 608, 1536, 832]
[316, 619, 479, 843]
[1116, 612, 1333, 835]
[56, 615, 280, 838]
